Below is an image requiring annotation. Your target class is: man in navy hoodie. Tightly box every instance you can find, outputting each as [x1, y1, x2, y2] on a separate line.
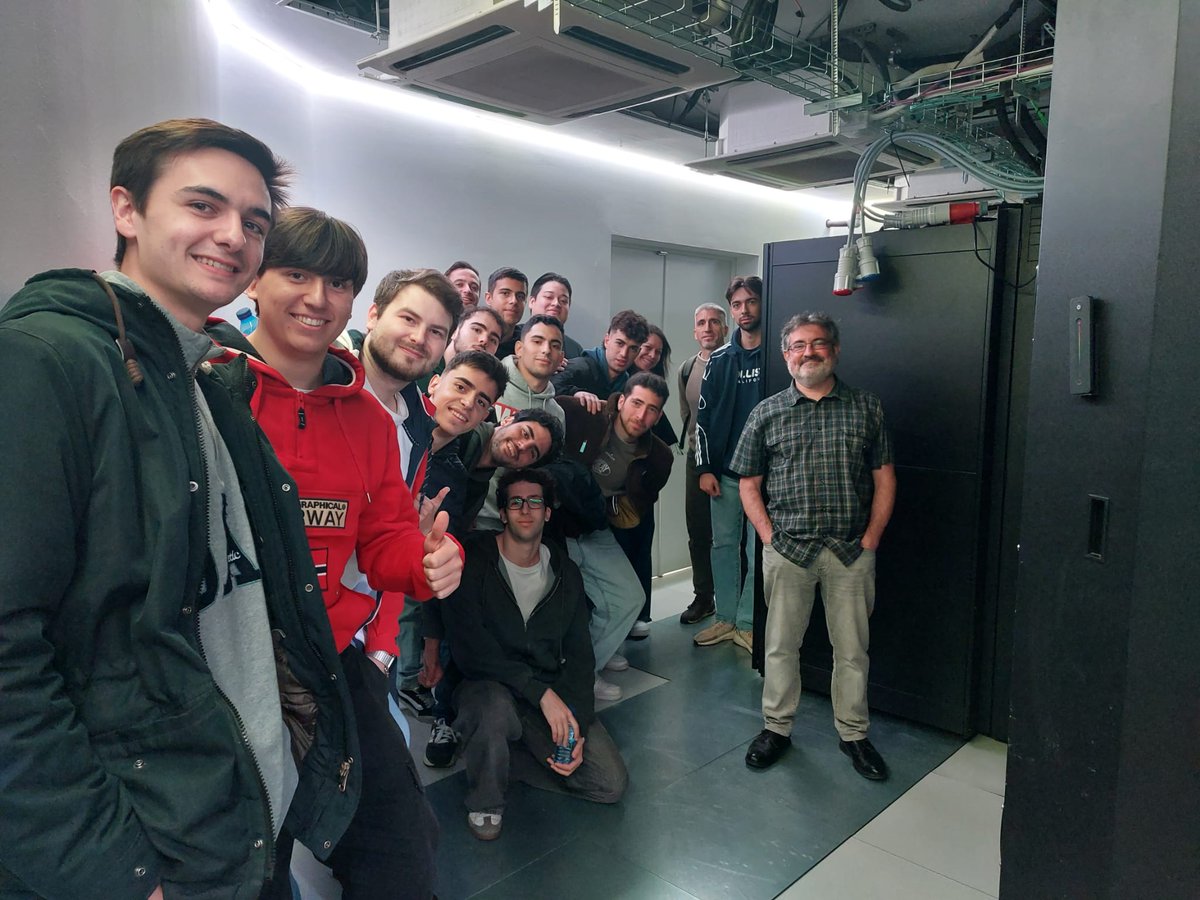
[693, 275, 765, 654]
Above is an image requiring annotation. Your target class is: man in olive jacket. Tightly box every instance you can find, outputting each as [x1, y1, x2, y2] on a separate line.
[0, 119, 358, 899]
[554, 372, 674, 699]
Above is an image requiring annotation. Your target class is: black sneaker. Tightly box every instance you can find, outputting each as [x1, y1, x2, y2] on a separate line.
[396, 685, 436, 719]
[680, 596, 715, 625]
[423, 718, 460, 768]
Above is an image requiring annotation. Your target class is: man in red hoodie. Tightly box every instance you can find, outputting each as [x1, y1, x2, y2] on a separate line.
[215, 206, 462, 899]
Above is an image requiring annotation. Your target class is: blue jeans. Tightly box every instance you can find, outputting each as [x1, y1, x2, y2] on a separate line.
[393, 599, 423, 691]
[612, 511, 655, 622]
[565, 529, 643, 672]
[710, 474, 755, 631]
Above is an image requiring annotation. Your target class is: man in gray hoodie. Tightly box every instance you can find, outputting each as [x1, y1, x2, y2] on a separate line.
[494, 314, 567, 428]
[476, 314, 567, 533]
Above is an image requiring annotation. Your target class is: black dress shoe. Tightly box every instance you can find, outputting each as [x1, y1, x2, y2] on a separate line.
[679, 596, 715, 624]
[839, 738, 889, 781]
[745, 729, 791, 769]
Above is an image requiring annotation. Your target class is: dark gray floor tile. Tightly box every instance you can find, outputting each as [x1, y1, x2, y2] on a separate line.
[472, 840, 700, 900]
[426, 582, 966, 900]
[599, 682, 765, 771]
[593, 763, 849, 900]
[427, 776, 606, 899]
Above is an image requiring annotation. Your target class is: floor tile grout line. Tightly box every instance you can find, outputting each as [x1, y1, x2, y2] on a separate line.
[846, 770, 1003, 898]
[463, 836, 588, 899]
[775, 743, 973, 890]
[932, 744, 1008, 798]
[848, 836, 999, 898]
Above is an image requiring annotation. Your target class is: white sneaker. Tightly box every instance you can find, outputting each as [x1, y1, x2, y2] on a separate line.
[603, 652, 630, 672]
[594, 675, 622, 701]
[628, 619, 651, 639]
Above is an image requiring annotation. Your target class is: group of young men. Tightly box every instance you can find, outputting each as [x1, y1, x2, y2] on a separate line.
[0, 116, 896, 898]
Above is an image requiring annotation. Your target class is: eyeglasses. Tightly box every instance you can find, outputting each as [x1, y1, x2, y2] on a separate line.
[785, 339, 833, 354]
[505, 496, 546, 511]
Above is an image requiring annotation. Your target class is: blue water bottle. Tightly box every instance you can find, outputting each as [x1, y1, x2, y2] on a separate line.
[553, 725, 576, 764]
[236, 307, 257, 335]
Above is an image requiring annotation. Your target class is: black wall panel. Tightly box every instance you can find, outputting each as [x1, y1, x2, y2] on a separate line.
[1001, 1, 1200, 895]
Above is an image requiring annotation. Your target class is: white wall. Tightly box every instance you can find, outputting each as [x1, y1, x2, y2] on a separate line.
[1, 0, 843, 343]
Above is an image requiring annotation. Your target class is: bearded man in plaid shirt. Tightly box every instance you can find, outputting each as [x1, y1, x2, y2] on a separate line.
[732, 312, 897, 781]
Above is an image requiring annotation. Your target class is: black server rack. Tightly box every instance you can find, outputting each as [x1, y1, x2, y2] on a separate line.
[756, 208, 1037, 737]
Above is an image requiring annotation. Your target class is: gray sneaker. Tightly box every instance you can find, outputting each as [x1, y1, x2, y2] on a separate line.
[467, 810, 503, 841]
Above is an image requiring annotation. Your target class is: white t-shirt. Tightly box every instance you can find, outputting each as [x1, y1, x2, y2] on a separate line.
[362, 376, 413, 477]
[498, 544, 553, 624]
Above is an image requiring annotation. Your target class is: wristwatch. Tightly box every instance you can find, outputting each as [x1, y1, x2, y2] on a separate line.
[366, 650, 396, 671]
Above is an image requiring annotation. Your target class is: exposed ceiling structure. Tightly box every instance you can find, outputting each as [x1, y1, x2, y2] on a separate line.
[276, 0, 1054, 193]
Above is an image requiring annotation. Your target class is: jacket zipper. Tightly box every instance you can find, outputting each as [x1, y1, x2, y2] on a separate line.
[175, 337, 276, 872]
[256, 396, 355, 793]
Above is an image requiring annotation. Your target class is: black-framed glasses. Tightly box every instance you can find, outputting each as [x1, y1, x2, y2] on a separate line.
[505, 496, 546, 511]
[786, 339, 832, 354]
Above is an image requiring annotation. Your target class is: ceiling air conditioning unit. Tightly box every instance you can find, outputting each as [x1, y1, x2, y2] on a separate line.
[358, 0, 734, 125]
[686, 82, 939, 190]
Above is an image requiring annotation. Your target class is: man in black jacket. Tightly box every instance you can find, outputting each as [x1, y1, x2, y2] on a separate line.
[440, 469, 628, 841]
[551, 308, 649, 413]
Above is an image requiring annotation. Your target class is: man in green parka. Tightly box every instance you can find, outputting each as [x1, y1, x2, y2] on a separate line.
[0, 119, 359, 899]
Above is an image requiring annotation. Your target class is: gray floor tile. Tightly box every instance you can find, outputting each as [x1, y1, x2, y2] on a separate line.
[473, 839, 700, 900]
[426, 776, 616, 899]
[855, 773, 1003, 896]
[599, 677, 767, 771]
[595, 755, 847, 900]
[779, 838, 994, 899]
[397, 571, 980, 900]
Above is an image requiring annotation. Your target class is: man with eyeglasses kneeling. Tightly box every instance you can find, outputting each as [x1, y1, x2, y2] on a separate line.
[439, 468, 628, 840]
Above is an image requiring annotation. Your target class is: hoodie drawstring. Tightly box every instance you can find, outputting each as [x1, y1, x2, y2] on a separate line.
[92, 272, 143, 386]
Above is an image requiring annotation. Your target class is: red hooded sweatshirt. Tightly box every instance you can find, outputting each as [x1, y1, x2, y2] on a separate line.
[232, 345, 460, 654]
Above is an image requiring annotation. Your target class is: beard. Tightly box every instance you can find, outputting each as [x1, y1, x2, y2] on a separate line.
[789, 355, 835, 387]
[364, 333, 431, 383]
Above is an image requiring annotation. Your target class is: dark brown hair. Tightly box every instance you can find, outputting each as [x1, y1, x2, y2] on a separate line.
[111, 117, 291, 264]
[725, 274, 763, 303]
[259, 207, 368, 296]
[372, 268, 464, 333]
[607, 309, 650, 345]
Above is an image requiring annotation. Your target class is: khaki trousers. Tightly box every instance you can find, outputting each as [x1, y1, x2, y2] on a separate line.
[761, 544, 875, 741]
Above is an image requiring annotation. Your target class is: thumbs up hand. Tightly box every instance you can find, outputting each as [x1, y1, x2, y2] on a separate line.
[422, 510, 463, 598]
